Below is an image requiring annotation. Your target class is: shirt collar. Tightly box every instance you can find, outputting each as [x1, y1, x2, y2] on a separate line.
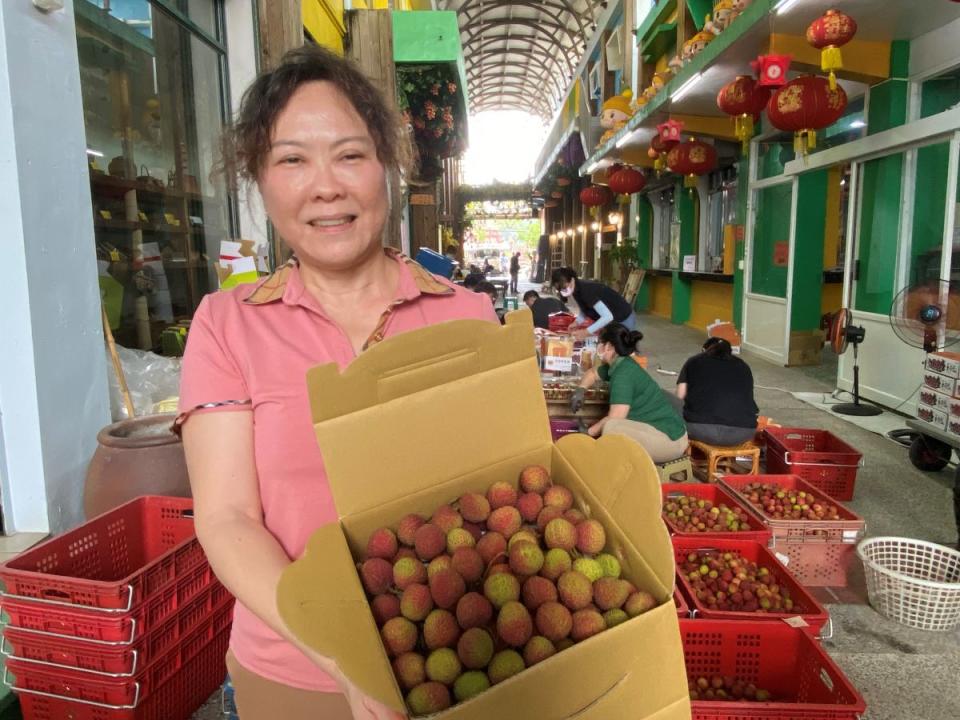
[608, 355, 626, 373]
[242, 248, 453, 306]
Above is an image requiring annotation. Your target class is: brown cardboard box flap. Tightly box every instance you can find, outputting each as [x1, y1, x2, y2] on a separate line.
[306, 316, 551, 518]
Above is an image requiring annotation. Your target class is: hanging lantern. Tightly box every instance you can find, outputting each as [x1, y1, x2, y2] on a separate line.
[579, 185, 612, 207]
[650, 133, 678, 173]
[657, 119, 684, 146]
[717, 75, 772, 153]
[666, 138, 718, 188]
[751, 54, 792, 88]
[806, 10, 857, 91]
[767, 75, 848, 155]
[608, 167, 647, 196]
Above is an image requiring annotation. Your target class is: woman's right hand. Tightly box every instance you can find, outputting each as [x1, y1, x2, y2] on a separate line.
[300, 644, 407, 720]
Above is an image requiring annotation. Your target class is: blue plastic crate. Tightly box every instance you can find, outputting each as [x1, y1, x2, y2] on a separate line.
[414, 247, 454, 279]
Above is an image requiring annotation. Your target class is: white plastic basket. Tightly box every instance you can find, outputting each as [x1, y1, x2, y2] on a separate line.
[857, 536, 960, 631]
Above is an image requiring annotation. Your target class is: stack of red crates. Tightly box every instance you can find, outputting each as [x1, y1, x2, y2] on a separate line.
[0, 496, 233, 720]
[764, 427, 863, 501]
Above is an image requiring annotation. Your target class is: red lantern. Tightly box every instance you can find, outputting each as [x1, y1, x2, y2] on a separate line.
[608, 167, 646, 195]
[666, 138, 718, 188]
[717, 75, 772, 153]
[767, 75, 848, 154]
[751, 54, 792, 87]
[806, 10, 857, 90]
[579, 185, 612, 207]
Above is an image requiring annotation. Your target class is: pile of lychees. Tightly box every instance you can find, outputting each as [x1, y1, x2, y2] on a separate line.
[357, 465, 659, 716]
[662, 494, 754, 533]
[688, 675, 772, 703]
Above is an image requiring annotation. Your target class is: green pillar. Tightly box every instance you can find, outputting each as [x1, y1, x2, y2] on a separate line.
[634, 194, 652, 311]
[867, 40, 909, 135]
[790, 170, 829, 332]
[672, 181, 697, 324]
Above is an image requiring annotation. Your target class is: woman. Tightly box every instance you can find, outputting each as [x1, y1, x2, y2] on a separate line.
[571, 323, 687, 463]
[178, 46, 496, 720]
[551, 267, 637, 340]
[676, 337, 758, 446]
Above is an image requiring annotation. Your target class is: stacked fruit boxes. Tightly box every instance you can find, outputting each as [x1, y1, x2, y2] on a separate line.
[0, 497, 233, 720]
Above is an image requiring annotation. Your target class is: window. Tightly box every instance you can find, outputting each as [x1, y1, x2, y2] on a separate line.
[920, 66, 960, 120]
[702, 166, 738, 273]
[750, 183, 792, 298]
[854, 152, 905, 314]
[649, 186, 676, 269]
[78, 0, 233, 352]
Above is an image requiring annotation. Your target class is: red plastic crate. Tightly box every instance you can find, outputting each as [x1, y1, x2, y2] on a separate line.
[0, 497, 202, 612]
[680, 619, 866, 719]
[547, 313, 576, 332]
[672, 538, 830, 635]
[720, 475, 866, 587]
[6, 603, 232, 717]
[764, 428, 863, 501]
[2, 583, 233, 676]
[675, 589, 689, 618]
[661, 483, 772, 544]
[1, 563, 214, 645]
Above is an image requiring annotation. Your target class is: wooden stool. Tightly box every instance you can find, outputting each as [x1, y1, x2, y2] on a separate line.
[656, 456, 694, 484]
[687, 440, 760, 482]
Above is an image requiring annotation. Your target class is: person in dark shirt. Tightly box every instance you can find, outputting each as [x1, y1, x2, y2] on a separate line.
[463, 272, 484, 290]
[550, 267, 636, 340]
[522, 290, 567, 329]
[509, 252, 521, 293]
[676, 337, 758, 446]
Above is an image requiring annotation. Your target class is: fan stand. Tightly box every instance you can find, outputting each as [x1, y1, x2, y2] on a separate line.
[834, 342, 883, 416]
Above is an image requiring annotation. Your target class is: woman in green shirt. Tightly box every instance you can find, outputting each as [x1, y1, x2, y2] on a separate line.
[572, 323, 688, 463]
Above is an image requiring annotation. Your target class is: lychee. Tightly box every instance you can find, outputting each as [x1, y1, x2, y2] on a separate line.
[593, 577, 630, 611]
[521, 575, 557, 611]
[487, 506, 522, 538]
[450, 547, 484, 583]
[487, 563, 511, 576]
[397, 513, 426, 547]
[406, 681, 451, 715]
[497, 601, 534, 647]
[431, 505, 464, 534]
[393, 556, 428, 590]
[427, 554, 452, 578]
[414, 523, 446, 561]
[400, 583, 434, 622]
[483, 572, 521, 609]
[476, 532, 507, 564]
[458, 493, 491, 523]
[517, 492, 544, 523]
[423, 608, 460, 650]
[536, 506, 564, 531]
[507, 529, 539, 549]
[540, 548, 572, 581]
[508, 540, 544, 576]
[573, 557, 604, 582]
[571, 609, 606, 641]
[425, 647, 461, 685]
[392, 652, 426, 690]
[519, 465, 551, 494]
[543, 485, 574, 512]
[366, 527, 398, 560]
[446, 527, 475, 553]
[523, 635, 556, 666]
[360, 558, 394, 595]
[456, 592, 494, 629]
[381, 616, 417, 657]
[453, 671, 490, 702]
[603, 608, 629, 628]
[564, 509, 587, 525]
[370, 593, 401, 626]
[429, 568, 466, 609]
[457, 627, 494, 669]
[535, 601, 573, 642]
[486, 481, 518, 509]
[544, 518, 577, 551]
[624, 591, 657, 617]
[557, 571, 593, 610]
[596, 553, 622, 578]
[576, 519, 607, 555]
[487, 649, 525, 685]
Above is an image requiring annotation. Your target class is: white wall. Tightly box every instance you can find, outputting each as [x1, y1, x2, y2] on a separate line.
[0, 0, 110, 533]
[910, 16, 960, 80]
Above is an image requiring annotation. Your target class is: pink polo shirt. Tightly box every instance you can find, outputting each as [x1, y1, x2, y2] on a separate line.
[179, 250, 497, 691]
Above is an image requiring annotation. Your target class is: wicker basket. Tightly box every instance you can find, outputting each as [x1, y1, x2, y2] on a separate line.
[857, 536, 960, 631]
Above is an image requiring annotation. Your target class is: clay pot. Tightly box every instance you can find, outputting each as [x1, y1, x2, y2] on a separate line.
[84, 414, 190, 519]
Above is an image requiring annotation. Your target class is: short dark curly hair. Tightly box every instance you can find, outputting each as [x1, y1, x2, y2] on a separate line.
[221, 45, 414, 186]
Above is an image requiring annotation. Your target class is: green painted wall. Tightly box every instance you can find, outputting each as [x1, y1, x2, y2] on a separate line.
[867, 42, 910, 135]
[751, 183, 792, 298]
[791, 171, 829, 331]
[634, 195, 653, 310]
[671, 182, 698, 324]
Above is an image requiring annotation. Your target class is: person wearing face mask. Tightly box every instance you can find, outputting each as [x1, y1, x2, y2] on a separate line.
[571, 323, 687, 463]
[550, 267, 637, 341]
[177, 46, 496, 720]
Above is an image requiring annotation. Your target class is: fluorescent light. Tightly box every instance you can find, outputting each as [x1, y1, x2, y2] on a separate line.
[775, 0, 803, 15]
[671, 72, 702, 103]
[586, 161, 601, 174]
[86, 149, 104, 157]
[616, 132, 635, 149]
[849, 119, 866, 129]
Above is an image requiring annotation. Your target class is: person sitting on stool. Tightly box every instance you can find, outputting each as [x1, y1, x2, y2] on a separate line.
[551, 267, 637, 341]
[571, 323, 687, 463]
[675, 337, 758, 446]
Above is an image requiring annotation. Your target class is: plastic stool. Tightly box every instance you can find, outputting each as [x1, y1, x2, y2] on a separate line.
[656, 455, 694, 484]
[687, 440, 760, 482]
[504, 296, 519, 310]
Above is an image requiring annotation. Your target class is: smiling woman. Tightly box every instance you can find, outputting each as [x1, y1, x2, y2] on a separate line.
[178, 46, 497, 720]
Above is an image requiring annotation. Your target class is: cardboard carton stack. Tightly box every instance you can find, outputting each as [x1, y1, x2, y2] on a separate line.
[919, 351, 960, 431]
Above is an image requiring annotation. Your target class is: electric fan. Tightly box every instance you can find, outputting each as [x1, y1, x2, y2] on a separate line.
[889, 279, 960, 353]
[828, 308, 882, 416]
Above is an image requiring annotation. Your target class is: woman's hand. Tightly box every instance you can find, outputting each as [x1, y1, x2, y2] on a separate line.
[587, 420, 603, 438]
[300, 645, 407, 720]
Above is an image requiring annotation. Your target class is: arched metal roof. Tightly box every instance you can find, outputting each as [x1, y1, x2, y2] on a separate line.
[437, 0, 608, 121]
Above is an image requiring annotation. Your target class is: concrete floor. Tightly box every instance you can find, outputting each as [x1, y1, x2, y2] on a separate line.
[186, 313, 959, 719]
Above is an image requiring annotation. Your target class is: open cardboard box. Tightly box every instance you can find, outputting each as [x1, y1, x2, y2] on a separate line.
[278, 313, 690, 719]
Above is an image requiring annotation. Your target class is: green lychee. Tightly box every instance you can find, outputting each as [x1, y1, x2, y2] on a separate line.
[596, 553, 622, 578]
[497, 601, 533, 647]
[523, 635, 556, 666]
[484, 571, 521, 608]
[453, 671, 490, 702]
[425, 647, 461, 685]
[457, 627, 494, 669]
[536, 506, 564, 531]
[393, 556, 427, 590]
[508, 540, 544, 576]
[487, 649, 525, 685]
[427, 554, 452, 578]
[400, 583, 433, 622]
[446, 527, 475, 553]
[540, 548, 572, 581]
[603, 608, 629, 628]
[406, 681, 451, 715]
[573, 557, 604, 582]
